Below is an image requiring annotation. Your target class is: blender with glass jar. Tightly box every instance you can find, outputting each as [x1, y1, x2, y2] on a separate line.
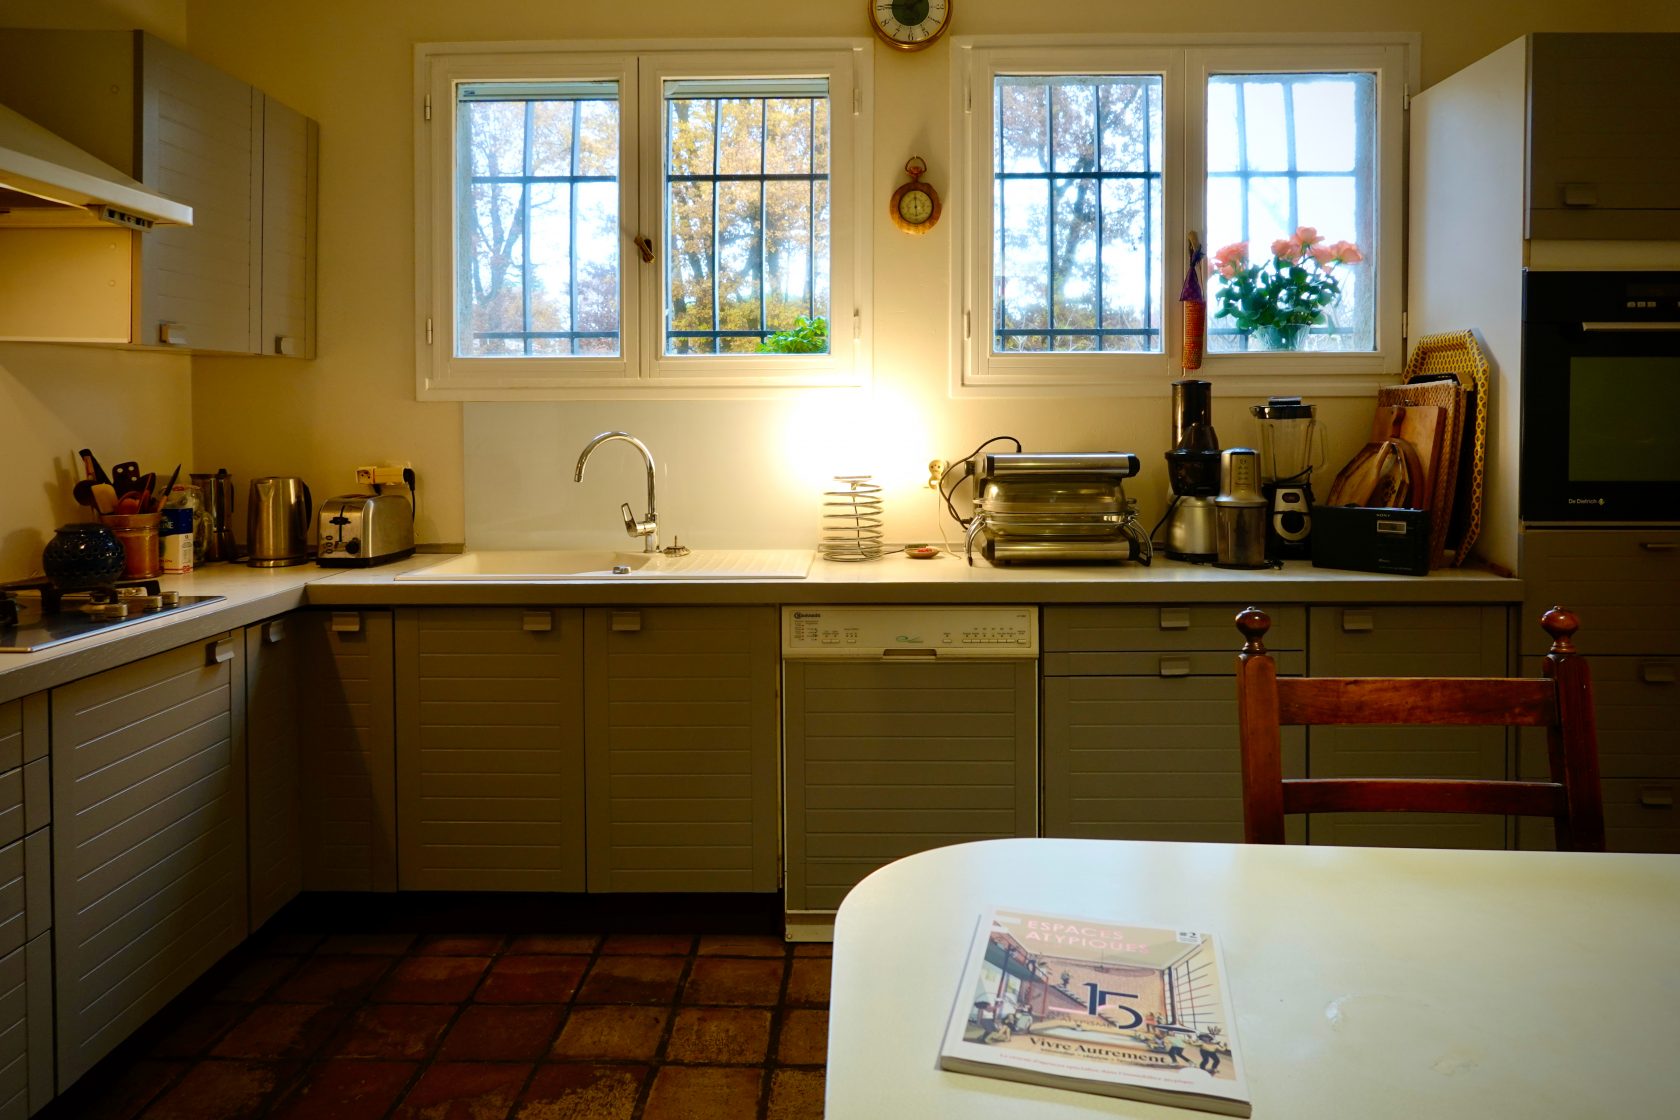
[1250, 397, 1326, 561]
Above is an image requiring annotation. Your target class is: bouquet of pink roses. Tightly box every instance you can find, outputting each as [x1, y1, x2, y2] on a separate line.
[1211, 227, 1362, 346]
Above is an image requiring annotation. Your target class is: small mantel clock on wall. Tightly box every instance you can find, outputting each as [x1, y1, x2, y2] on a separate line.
[868, 0, 952, 52]
[890, 157, 942, 235]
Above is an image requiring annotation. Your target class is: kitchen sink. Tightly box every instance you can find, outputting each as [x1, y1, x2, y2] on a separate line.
[395, 549, 814, 581]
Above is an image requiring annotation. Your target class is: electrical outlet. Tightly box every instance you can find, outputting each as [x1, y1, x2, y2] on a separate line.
[927, 459, 947, 489]
[355, 462, 412, 485]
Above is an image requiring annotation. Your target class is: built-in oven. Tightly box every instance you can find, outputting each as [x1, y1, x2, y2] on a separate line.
[1521, 270, 1680, 525]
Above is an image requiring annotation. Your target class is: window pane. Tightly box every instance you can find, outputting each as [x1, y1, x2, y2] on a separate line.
[1205, 72, 1377, 353]
[455, 82, 620, 358]
[994, 74, 1164, 355]
[664, 80, 830, 356]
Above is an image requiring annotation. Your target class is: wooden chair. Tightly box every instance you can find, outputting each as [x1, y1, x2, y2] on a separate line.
[1234, 605, 1606, 851]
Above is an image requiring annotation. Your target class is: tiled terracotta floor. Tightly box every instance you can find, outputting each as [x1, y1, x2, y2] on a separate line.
[50, 928, 831, 1120]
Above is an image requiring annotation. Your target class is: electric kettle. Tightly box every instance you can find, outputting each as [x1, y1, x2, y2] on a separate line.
[246, 476, 312, 567]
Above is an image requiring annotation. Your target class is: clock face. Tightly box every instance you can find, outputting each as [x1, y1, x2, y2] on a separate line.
[870, 0, 951, 51]
[898, 188, 934, 225]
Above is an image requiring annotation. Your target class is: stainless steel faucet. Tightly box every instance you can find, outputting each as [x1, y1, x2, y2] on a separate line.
[574, 431, 659, 552]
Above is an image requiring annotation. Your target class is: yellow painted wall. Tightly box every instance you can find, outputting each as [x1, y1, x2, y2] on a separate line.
[0, 0, 189, 582]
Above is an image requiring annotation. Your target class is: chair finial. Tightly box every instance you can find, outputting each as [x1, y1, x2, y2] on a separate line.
[1236, 607, 1270, 654]
[1541, 606, 1579, 656]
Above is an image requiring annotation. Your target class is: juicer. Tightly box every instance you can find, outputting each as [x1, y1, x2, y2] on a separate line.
[1162, 379, 1221, 561]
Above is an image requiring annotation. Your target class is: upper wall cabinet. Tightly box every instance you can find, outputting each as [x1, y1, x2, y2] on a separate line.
[1527, 33, 1680, 241]
[0, 30, 317, 356]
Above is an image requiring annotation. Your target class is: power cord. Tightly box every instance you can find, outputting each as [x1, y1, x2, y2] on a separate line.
[934, 435, 1022, 556]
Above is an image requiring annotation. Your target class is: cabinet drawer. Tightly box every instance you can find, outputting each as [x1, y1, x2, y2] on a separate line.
[1043, 676, 1304, 844]
[0, 696, 46, 777]
[1044, 649, 1303, 678]
[1518, 778, 1680, 854]
[1308, 605, 1508, 676]
[0, 761, 46, 849]
[1044, 605, 1304, 654]
[1520, 529, 1680, 655]
[0, 831, 49, 960]
[1518, 655, 1680, 780]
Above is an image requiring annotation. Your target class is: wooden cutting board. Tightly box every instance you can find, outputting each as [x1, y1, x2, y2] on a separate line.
[1366, 405, 1444, 510]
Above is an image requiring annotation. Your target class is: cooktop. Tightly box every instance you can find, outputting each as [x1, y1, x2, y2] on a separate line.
[0, 584, 225, 654]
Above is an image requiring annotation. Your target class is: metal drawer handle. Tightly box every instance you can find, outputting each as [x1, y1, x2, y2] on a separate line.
[1637, 541, 1677, 552]
[1159, 656, 1191, 678]
[1159, 607, 1190, 631]
[263, 619, 285, 644]
[208, 638, 235, 665]
[1342, 609, 1374, 633]
[610, 610, 641, 633]
[331, 612, 362, 633]
[523, 610, 553, 633]
[1639, 787, 1675, 809]
[1641, 663, 1676, 685]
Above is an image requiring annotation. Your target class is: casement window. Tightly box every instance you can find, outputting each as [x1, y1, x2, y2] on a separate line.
[955, 39, 1409, 393]
[416, 43, 869, 399]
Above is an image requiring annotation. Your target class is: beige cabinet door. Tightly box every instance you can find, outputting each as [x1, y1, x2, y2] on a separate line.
[0, 697, 51, 1117]
[1306, 605, 1510, 849]
[395, 608, 586, 891]
[296, 610, 398, 891]
[136, 33, 261, 353]
[51, 634, 247, 1088]
[584, 607, 779, 892]
[246, 618, 303, 929]
[260, 95, 318, 358]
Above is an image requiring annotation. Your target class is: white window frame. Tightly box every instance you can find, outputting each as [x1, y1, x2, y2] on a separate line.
[951, 35, 1414, 398]
[415, 40, 872, 401]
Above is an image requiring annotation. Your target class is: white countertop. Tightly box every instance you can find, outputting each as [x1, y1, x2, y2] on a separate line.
[827, 838, 1680, 1119]
[2, 551, 1522, 704]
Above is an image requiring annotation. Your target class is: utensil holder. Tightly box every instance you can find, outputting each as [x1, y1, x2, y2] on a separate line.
[101, 512, 163, 579]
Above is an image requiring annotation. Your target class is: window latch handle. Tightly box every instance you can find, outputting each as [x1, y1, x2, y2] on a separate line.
[634, 234, 654, 264]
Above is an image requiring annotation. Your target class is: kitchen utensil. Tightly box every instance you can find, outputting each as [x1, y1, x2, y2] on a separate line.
[246, 476, 313, 567]
[90, 483, 118, 515]
[316, 493, 416, 567]
[134, 471, 157, 509]
[77, 448, 109, 485]
[190, 470, 236, 561]
[148, 464, 181, 513]
[111, 460, 141, 494]
[71, 479, 98, 509]
[819, 476, 885, 562]
[1377, 373, 1468, 568]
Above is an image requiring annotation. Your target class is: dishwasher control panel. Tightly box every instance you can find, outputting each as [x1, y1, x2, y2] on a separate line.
[781, 607, 1037, 657]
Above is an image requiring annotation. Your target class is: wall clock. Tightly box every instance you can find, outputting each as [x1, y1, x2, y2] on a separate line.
[868, 0, 952, 52]
[890, 157, 942, 235]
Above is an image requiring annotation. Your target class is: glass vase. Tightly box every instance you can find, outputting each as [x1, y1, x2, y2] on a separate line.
[1252, 324, 1307, 351]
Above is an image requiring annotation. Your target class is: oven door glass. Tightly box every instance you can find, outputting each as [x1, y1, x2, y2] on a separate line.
[1522, 272, 1680, 523]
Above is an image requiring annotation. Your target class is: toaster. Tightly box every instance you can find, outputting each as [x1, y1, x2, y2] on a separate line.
[316, 493, 415, 566]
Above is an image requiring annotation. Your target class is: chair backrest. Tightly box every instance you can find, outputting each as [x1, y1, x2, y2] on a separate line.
[1234, 606, 1606, 852]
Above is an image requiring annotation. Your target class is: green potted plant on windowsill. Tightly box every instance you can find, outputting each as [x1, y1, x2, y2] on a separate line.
[1211, 228, 1362, 351]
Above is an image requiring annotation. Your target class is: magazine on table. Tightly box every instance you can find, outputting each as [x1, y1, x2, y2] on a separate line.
[939, 905, 1250, 1117]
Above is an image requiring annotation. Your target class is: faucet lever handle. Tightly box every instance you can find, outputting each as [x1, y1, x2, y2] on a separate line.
[620, 502, 641, 536]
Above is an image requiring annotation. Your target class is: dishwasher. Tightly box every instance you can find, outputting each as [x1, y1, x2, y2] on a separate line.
[782, 606, 1038, 939]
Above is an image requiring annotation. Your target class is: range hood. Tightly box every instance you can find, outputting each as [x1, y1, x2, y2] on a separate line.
[0, 102, 191, 230]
